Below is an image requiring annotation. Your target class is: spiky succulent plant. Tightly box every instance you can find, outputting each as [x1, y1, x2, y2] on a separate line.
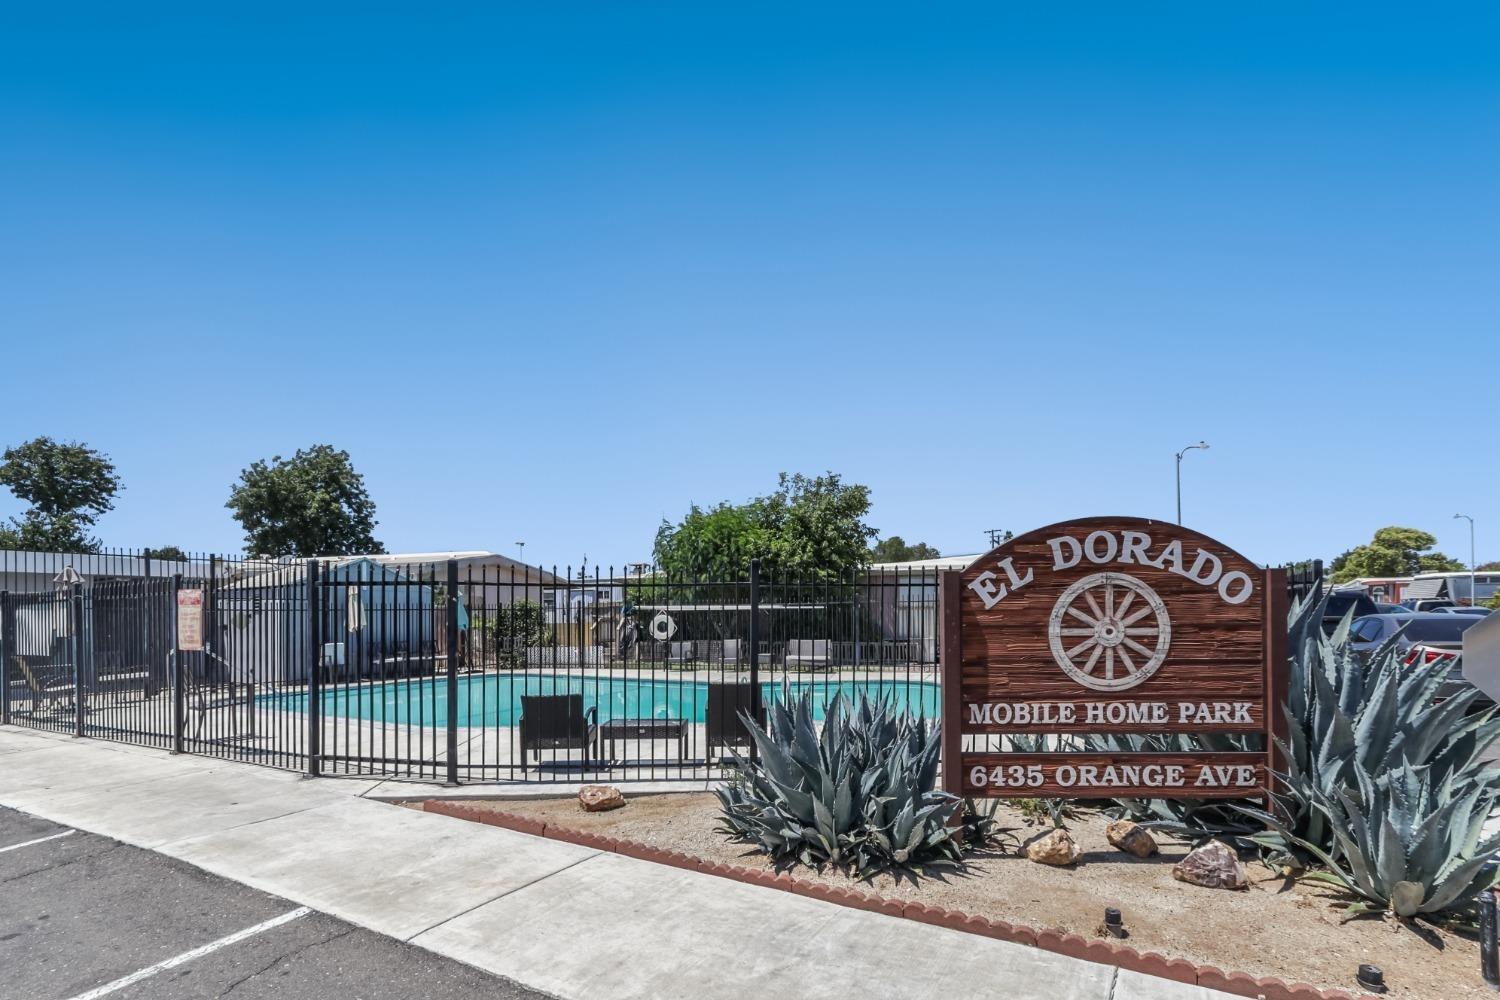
[1236, 584, 1500, 917]
[1245, 759, 1500, 918]
[715, 686, 965, 874]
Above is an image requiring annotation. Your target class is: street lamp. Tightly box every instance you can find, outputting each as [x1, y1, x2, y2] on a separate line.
[515, 541, 525, 563]
[1454, 514, 1476, 606]
[1175, 441, 1210, 525]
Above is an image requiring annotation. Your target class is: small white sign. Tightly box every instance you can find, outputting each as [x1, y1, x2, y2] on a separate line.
[177, 589, 204, 651]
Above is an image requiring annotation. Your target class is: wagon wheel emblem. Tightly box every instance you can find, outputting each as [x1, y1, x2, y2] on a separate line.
[1047, 572, 1171, 692]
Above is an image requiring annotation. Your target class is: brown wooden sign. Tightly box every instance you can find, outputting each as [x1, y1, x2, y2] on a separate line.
[940, 516, 1287, 800]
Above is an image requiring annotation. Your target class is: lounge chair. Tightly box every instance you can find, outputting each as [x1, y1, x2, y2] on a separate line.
[666, 641, 695, 665]
[716, 639, 741, 667]
[519, 694, 599, 770]
[706, 682, 766, 762]
[784, 639, 831, 670]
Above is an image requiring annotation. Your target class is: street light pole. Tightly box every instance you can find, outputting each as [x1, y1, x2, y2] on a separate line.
[1455, 514, 1476, 606]
[1174, 441, 1210, 525]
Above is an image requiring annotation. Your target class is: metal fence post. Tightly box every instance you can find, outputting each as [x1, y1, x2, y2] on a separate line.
[171, 574, 184, 754]
[748, 558, 761, 760]
[446, 559, 460, 786]
[1482, 889, 1500, 987]
[0, 591, 10, 727]
[72, 582, 86, 738]
[307, 560, 322, 777]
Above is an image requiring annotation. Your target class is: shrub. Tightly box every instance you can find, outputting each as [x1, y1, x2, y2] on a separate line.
[715, 686, 964, 874]
[478, 600, 549, 666]
[1239, 585, 1500, 918]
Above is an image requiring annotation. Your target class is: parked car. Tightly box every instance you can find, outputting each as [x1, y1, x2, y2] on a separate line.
[1323, 590, 1379, 635]
[1434, 606, 1491, 616]
[1374, 601, 1408, 615]
[1400, 598, 1456, 613]
[1347, 613, 1484, 699]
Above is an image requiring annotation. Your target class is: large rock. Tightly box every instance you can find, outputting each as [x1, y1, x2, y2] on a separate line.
[1106, 819, 1159, 858]
[1024, 827, 1082, 866]
[1171, 839, 1248, 890]
[579, 785, 626, 812]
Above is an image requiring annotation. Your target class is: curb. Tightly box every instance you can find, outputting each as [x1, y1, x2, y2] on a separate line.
[421, 801, 1364, 1000]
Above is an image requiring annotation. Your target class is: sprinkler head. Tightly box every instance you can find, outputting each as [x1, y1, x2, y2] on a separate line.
[1102, 907, 1126, 939]
[1355, 964, 1387, 993]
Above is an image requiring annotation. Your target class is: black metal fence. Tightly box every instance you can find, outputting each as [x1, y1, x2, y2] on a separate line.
[1, 545, 1317, 785]
[1, 547, 942, 783]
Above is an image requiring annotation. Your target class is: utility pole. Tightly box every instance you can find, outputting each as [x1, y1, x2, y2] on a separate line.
[984, 528, 1009, 548]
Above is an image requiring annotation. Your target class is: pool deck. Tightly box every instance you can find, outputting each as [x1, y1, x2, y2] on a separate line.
[0, 724, 1235, 1000]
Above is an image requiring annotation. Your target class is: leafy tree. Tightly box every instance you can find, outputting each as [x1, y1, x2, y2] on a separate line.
[142, 545, 189, 562]
[653, 472, 876, 579]
[1329, 526, 1465, 584]
[653, 501, 771, 580]
[1478, 560, 1500, 572]
[870, 536, 942, 563]
[226, 445, 383, 557]
[761, 473, 877, 574]
[0, 437, 121, 551]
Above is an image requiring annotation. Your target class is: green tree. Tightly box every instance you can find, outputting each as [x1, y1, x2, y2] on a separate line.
[653, 472, 876, 579]
[226, 445, 383, 557]
[1478, 560, 1500, 572]
[1329, 526, 1465, 584]
[142, 545, 189, 562]
[870, 536, 942, 563]
[0, 437, 121, 551]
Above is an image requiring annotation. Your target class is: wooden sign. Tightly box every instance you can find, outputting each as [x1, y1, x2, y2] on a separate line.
[176, 588, 204, 652]
[941, 516, 1287, 800]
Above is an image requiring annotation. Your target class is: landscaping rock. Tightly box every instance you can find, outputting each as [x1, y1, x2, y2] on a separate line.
[1171, 839, 1248, 890]
[579, 785, 626, 812]
[1105, 818, 1158, 858]
[1024, 827, 1082, 866]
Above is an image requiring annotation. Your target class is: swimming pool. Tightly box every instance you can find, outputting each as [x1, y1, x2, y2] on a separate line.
[268, 673, 941, 728]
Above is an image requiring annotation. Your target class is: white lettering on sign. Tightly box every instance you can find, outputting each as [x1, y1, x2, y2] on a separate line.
[966, 700, 1255, 728]
[966, 556, 1034, 610]
[973, 530, 1254, 609]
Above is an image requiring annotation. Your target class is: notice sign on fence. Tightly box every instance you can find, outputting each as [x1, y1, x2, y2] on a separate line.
[177, 589, 205, 652]
[940, 516, 1286, 800]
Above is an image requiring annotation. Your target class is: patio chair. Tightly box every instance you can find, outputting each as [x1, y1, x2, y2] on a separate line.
[666, 641, 695, 665]
[784, 639, 831, 670]
[716, 639, 741, 667]
[519, 694, 599, 770]
[706, 682, 766, 762]
[9, 654, 74, 713]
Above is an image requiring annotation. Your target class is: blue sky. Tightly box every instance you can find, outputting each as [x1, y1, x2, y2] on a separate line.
[2, 5, 1496, 570]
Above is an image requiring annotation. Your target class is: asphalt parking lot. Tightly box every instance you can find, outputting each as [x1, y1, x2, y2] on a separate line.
[0, 807, 550, 1000]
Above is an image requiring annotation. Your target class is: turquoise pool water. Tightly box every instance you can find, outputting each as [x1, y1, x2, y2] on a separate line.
[268, 674, 940, 727]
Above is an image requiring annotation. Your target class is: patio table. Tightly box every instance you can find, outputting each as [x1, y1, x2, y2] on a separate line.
[600, 717, 689, 763]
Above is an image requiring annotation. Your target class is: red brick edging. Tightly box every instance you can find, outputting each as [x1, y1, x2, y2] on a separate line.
[422, 800, 1360, 1000]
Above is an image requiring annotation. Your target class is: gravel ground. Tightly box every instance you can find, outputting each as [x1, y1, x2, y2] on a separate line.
[432, 793, 1486, 1000]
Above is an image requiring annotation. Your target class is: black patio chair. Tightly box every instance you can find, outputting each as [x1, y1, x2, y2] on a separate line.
[706, 682, 766, 762]
[519, 694, 598, 770]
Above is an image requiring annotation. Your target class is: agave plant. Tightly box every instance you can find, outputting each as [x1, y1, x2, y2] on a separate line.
[715, 686, 965, 874]
[1243, 760, 1500, 918]
[1258, 584, 1500, 866]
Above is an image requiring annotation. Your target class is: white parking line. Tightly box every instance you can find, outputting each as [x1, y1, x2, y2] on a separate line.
[63, 906, 313, 1000]
[0, 829, 75, 853]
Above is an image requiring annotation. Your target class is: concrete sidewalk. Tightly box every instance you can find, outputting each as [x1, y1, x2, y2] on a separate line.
[0, 727, 1232, 1000]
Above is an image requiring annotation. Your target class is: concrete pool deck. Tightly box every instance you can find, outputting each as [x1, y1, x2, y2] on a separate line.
[0, 725, 1235, 1000]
